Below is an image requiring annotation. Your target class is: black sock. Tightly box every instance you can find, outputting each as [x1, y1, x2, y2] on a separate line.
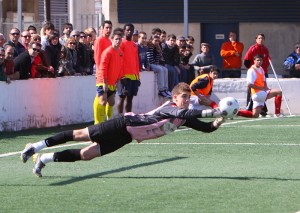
[53, 149, 81, 162]
[45, 130, 73, 147]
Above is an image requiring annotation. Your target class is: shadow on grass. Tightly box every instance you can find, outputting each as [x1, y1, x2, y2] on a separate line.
[50, 156, 188, 186]
[0, 122, 93, 140]
[97, 176, 300, 181]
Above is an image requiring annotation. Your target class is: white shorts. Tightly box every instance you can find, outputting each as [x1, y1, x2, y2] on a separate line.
[252, 90, 269, 108]
[189, 95, 209, 110]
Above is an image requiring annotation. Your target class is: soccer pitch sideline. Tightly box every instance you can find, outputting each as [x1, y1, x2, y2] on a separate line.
[1, 116, 300, 213]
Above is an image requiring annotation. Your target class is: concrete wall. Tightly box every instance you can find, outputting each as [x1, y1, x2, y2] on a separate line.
[0, 72, 162, 132]
[1, 72, 299, 132]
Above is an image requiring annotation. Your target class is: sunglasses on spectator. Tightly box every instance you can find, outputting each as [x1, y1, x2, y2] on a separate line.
[80, 35, 87, 38]
[22, 35, 31, 38]
[72, 35, 80, 37]
[69, 42, 76, 45]
[10, 32, 20, 35]
[33, 38, 41, 41]
[86, 34, 92, 37]
[32, 48, 40, 52]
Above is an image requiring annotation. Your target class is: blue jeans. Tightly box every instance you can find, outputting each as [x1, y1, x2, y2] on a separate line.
[166, 64, 179, 91]
[150, 64, 169, 91]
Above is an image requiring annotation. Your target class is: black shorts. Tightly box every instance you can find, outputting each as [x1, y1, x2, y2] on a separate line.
[88, 114, 132, 155]
[117, 78, 141, 96]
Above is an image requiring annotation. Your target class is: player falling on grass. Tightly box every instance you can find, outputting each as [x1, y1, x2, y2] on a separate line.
[21, 82, 225, 177]
[238, 54, 283, 118]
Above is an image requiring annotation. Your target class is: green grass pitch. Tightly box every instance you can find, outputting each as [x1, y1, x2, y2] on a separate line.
[1, 116, 300, 213]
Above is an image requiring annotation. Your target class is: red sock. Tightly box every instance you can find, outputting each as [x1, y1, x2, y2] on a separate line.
[210, 101, 218, 109]
[275, 96, 282, 114]
[237, 110, 254, 118]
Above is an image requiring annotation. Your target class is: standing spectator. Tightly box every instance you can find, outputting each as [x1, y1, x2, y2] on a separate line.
[132, 29, 139, 43]
[238, 54, 283, 118]
[93, 20, 113, 124]
[189, 68, 219, 110]
[85, 27, 97, 43]
[4, 28, 25, 58]
[27, 25, 37, 35]
[59, 23, 73, 46]
[84, 27, 96, 74]
[117, 23, 140, 114]
[94, 31, 124, 124]
[178, 45, 188, 83]
[79, 31, 91, 74]
[137, 31, 149, 71]
[179, 44, 195, 84]
[220, 31, 244, 78]
[31, 34, 55, 78]
[70, 30, 87, 75]
[0, 46, 19, 83]
[182, 44, 195, 84]
[57, 46, 73, 76]
[244, 33, 270, 116]
[186, 36, 195, 47]
[283, 42, 300, 78]
[20, 31, 32, 49]
[14, 42, 41, 79]
[4, 45, 16, 79]
[0, 33, 6, 48]
[191, 43, 215, 75]
[45, 33, 62, 74]
[0, 47, 6, 82]
[64, 37, 78, 75]
[162, 34, 180, 91]
[146, 35, 171, 98]
[41, 22, 55, 50]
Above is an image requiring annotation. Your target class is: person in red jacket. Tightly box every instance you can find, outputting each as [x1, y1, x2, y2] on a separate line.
[220, 31, 244, 78]
[243, 33, 270, 116]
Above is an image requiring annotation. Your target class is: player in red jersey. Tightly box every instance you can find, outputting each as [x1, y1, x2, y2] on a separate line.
[93, 20, 113, 124]
[117, 23, 140, 114]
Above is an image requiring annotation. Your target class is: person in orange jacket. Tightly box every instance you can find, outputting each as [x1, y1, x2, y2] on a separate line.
[220, 31, 244, 78]
[189, 67, 219, 110]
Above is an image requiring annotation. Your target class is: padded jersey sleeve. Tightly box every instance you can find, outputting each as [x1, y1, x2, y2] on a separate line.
[154, 102, 204, 119]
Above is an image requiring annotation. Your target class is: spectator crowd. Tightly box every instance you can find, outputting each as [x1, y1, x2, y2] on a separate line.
[0, 20, 298, 120]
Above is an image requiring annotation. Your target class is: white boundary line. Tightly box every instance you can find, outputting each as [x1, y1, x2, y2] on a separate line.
[1, 115, 299, 158]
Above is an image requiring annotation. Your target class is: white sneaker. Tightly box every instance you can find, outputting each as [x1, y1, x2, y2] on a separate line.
[20, 143, 35, 163]
[32, 154, 45, 177]
[275, 113, 285, 118]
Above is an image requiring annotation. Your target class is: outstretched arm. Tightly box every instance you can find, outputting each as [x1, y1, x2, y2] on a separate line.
[184, 117, 225, 132]
[157, 105, 221, 119]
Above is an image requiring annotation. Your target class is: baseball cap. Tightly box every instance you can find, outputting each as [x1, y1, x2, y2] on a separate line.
[177, 35, 185, 41]
[133, 29, 139, 35]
